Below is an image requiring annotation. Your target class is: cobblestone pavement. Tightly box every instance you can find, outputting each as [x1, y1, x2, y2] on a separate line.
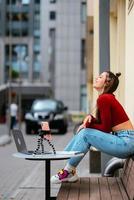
[0, 123, 90, 200]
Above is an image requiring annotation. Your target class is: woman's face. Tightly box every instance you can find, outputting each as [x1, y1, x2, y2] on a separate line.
[93, 72, 108, 91]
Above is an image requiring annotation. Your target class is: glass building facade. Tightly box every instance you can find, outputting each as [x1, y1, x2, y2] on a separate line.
[0, 0, 87, 112]
[0, 0, 41, 82]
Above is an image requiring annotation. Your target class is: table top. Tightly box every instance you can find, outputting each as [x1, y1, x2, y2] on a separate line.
[13, 151, 84, 160]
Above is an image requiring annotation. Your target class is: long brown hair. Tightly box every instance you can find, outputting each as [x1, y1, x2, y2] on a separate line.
[96, 71, 121, 122]
[103, 71, 121, 94]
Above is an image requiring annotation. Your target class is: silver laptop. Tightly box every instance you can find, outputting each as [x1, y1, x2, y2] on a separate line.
[12, 129, 52, 155]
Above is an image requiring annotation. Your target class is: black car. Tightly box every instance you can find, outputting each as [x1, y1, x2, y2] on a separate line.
[24, 99, 68, 134]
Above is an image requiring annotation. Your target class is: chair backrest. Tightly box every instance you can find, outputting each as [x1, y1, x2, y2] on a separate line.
[121, 157, 134, 199]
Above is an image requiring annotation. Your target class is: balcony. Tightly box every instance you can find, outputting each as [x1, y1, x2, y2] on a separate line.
[7, 21, 29, 30]
[6, 5, 29, 13]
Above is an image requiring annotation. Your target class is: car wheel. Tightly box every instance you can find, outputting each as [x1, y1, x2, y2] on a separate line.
[25, 124, 32, 134]
[58, 125, 67, 134]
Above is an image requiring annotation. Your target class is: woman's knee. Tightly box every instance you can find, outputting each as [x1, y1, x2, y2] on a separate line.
[77, 129, 89, 142]
[78, 128, 93, 137]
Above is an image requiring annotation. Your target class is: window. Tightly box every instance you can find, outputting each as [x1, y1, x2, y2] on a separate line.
[80, 85, 87, 112]
[5, 44, 29, 80]
[81, 39, 86, 69]
[81, 2, 87, 23]
[49, 28, 56, 71]
[22, 0, 30, 4]
[49, 11, 56, 20]
[33, 52, 40, 80]
[35, 0, 40, 4]
[50, 0, 56, 3]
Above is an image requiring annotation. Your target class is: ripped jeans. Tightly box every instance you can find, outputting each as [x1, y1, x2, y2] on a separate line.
[64, 128, 134, 167]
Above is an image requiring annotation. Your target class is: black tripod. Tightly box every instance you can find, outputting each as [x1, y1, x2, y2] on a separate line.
[33, 130, 56, 155]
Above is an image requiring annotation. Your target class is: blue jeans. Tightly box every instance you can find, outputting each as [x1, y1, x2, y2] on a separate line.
[64, 128, 134, 167]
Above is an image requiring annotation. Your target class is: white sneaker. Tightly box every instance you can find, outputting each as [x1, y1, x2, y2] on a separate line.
[51, 169, 79, 184]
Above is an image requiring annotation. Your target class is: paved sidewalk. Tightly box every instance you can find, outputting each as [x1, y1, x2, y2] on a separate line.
[0, 124, 100, 200]
[9, 152, 91, 200]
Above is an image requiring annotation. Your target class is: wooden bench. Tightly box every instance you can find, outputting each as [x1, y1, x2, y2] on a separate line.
[57, 157, 134, 200]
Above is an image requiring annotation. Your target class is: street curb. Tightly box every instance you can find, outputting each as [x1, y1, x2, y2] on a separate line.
[0, 135, 12, 146]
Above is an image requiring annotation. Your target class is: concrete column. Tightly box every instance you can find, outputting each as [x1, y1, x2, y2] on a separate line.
[40, 0, 50, 83]
[116, 0, 126, 105]
[110, 14, 117, 74]
[99, 0, 110, 73]
[99, 0, 112, 173]
[125, 0, 134, 122]
[93, 0, 100, 105]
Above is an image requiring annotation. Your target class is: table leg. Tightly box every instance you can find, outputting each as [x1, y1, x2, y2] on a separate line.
[45, 160, 56, 200]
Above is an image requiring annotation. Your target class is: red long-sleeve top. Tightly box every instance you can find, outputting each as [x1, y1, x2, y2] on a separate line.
[86, 93, 129, 133]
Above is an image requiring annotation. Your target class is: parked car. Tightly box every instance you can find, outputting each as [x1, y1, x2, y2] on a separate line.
[24, 99, 68, 134]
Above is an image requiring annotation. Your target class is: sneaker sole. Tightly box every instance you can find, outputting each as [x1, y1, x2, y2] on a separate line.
[51, 175, 79, 184]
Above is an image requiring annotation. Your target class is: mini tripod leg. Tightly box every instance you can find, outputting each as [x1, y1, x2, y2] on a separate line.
[44, 138, 56, 154]
[40, 137, 44, 154]
[34, 137, 41, 154]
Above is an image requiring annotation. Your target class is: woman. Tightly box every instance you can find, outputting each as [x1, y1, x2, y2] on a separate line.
[51, 71, 134, 184]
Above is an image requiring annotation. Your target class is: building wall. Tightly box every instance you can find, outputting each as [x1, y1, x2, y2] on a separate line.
[55, 0, 85, 110]
[0, 0, 86, 111]
[41, 0, 86, 111]
[86, 16, 93, 112]
[88, 0, 134, 124]
[125, 0, 134, 122]
[92, 0, 100, 106]
[0, 0, 41, 83]
[40, 0, 57, 83]
[110, 0, 125, 106]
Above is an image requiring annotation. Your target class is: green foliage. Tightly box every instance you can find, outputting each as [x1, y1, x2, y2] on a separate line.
[11, 69, 19, 79]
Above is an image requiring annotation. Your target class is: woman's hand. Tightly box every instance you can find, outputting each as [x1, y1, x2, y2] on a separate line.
[43, 134, 52, 141]
[76, 115, 92, 134]
[83, 115, 92, 126]
[76, 123, 86, 133]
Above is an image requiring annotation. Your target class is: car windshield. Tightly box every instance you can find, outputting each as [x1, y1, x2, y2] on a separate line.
[32, 100, 57, 112]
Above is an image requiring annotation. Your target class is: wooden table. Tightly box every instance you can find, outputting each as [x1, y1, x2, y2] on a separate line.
[13, 151, 83, 200]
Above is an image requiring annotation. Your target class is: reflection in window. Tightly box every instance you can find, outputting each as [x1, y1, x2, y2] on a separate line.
[81, 39, 86, 69]
[35, 0, 40, 4]
[6, 12, 29, 21]
[33, 30, 40, 37]
[80, 85, 87, 112]
[50, 0, 56, 3]
[6, 0, 30, 4]
[81, 2, 87, 23]
[22, 0, 30, 4]
[6, 10, 29, 36]
[49, 11, 56, 20]
[5, 44, 28, 81]
[33, 52, 40, 80]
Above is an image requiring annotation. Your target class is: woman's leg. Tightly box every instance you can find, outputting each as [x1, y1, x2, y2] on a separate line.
[51, 128, 134, 183]
[67, 128, 134, 167]
[64, 134, 78, 151]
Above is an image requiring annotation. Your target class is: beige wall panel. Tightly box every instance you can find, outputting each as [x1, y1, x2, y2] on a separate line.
[86, 16, 93, 112]
[93, 0, 99, 110]
[87, 0, 94, 16]
[125, 0, 134, 123]
[116, 0, 125, 105]
[110, 15, 117, 75]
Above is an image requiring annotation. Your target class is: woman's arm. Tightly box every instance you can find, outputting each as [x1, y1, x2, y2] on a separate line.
[85, 95, 112, 133]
